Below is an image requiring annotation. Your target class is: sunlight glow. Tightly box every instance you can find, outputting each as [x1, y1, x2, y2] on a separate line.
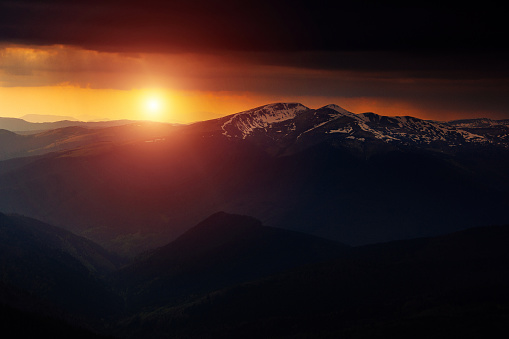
[147, 98, 161, 112]
[141, 94, 166, 121]
[146, 98, 162, 115]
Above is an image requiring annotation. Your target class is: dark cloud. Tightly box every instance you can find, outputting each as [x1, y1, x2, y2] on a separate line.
[1, 0, 506, 53]
[2, 0, 506, 79]
[240, 51, 509, 80]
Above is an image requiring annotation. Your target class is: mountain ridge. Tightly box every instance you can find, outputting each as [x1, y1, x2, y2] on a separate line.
[3, 103, 509, 155]
[215, 102, 509, 155]
[0, 116, 143, 133]
[0, 102, 508, 254]
[20, 114, 79, 123]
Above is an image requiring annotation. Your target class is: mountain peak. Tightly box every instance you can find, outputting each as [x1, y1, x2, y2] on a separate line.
[254, 102, 308, 112]
[221, 102, 309, 138]
[321, 104, 352, 115]
[235, 102, 309, 119]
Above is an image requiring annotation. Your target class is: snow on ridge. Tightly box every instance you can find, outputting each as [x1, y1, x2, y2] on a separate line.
[322, 104, 371, 122]
[381, 116, 482, 142]
[219, 103, 496, 146]
[236, 103, 308, 118]
[329, 126, 353, 134]
[349, 113, 489, 144]
[221, 103, 309, 138]
[322, 104, 352, 115]
[297, 104, 363, 140]
[222, 103, 365, 139]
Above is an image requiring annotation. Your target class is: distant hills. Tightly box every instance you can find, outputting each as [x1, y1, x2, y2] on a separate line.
[0, 122, 177, 161]
[20, 114, 79, 123]
[0, 116, 138, 133]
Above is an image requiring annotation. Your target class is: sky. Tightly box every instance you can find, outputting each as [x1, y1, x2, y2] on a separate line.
[1, 0, 508, 123]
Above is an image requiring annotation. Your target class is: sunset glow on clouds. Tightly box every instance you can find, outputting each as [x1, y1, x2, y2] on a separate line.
[1, 1, 508, 123]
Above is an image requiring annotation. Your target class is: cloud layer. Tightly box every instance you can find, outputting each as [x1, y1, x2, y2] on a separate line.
[1, 1, 508, 120]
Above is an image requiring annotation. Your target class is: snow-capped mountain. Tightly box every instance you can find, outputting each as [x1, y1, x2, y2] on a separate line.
[216, 103, 509, 153]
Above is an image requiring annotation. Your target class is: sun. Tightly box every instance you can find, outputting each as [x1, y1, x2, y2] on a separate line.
[143, 96, 164, 120]
[147, 98, 161, 112]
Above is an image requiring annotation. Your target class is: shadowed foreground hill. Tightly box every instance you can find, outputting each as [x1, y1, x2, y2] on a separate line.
[0, 213, 124, 320]
[2, 211, 509, 338]
[115, 223, 509, 339]
[115, 212, 349, 310]
[0, 303, 112, 339]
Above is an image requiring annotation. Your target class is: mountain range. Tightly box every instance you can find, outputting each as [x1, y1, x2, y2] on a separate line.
[0, 103, 508, 255]
[20, 114, 79, 123]
[0, 122, 176, 161]
[0, 116, 139, 133]
[215, 103, 509, 153]
[1, 98, 509, 335]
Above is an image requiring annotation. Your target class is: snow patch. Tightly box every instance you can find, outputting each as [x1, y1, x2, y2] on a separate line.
[329, 126, 353, 134]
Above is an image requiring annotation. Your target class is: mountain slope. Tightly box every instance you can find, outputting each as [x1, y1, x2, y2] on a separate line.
[0, 212, 123, 319]
[115, 212, 348, 309]
[117, 224, 509, 339]
[0, 121, 177, 161]
[0, 303, 110, 339]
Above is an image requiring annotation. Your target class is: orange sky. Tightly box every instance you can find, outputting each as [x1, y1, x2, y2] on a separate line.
[0, 44, 507, 123]
[0, 85, 434, 124]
